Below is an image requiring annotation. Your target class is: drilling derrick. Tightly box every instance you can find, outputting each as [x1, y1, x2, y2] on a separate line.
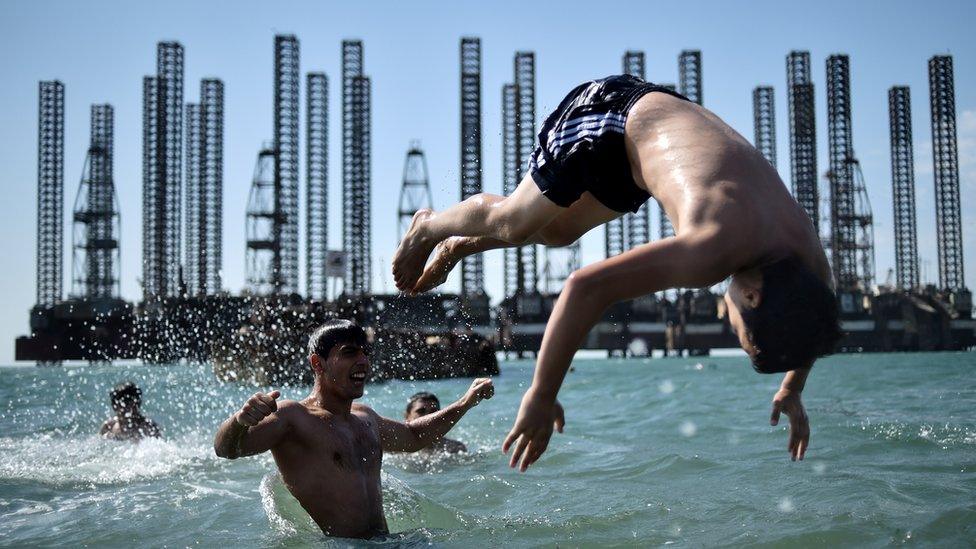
[678, 50, 702, 105]
[826, 54, 874, 291]
[306, 72, 328, 300]
[245, 146, 277, 293]
[616, 51, 647, 255]
[37, 81, 64, 307]
[398, 143, 433, 242]
[787, 51, 819, 231]
[460, 37, 484, 296]
[72, 104, 120, 299]
[928, 56, 965, 292]
[246, 36, 299, 295]
[142, 42, 184, 299]
[888, 86, 919, 290]
[753, 86, 777, 168]
[342, 40, 372, 295]
[185, 79, 224, 296]
[502, 52, 538, 297]
[275, 35, 300, 294]
[502, 83, 519, 298]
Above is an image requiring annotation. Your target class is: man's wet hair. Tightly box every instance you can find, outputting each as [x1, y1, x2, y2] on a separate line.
[739, 256, 843, 374]
[405, 391, 440, 415]
[110, 382, 141, 408]
[308, 319, 369, 360]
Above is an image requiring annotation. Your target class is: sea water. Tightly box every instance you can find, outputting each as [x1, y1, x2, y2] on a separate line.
[1, 352, 974, 547]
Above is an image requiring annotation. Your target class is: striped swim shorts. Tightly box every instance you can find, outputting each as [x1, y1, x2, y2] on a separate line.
[530, 74, 688, 213]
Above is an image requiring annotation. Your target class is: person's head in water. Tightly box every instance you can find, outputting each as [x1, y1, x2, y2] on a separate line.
[404, 392, 441, 421]
[724, 256, 842, 374]
[308, 319, 371, 399]
[110, 382, 143, 417]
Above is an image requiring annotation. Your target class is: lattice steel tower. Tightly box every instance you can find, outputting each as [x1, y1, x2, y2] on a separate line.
[246, 35, 299, 295]
[678, 50, 702, 105]
[398, 143, 433, 242]
[460, 37, 484, 296]
[342, 40, 372, 295]
[888, 86, 919, 290]
[72, 105, 120, 299]
[36, 81, 64, 307]
[306, 72, 328, 300]
[614, 51, 647, 255]
[502, 52, 538, 298]
[826, 54, 874, 291]
[753, 86, 777, 168]
[928, 55, 965, 291]
[143, 42, 184, 299]
[185, 79, 223, 296]
[787, 51, 819, 231]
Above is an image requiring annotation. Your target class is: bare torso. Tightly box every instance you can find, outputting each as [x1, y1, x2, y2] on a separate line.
[271, 401, 387, 538]
[624, 92, 830, 279]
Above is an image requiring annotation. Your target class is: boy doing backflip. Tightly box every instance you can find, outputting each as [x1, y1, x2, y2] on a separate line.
[392, 75, 841, 471]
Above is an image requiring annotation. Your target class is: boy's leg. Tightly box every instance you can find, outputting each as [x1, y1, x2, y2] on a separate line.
[410, 192, 624, 293]
[393, 173, 564, 291]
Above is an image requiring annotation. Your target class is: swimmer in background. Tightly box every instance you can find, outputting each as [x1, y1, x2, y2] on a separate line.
[213, 319, 494, 539]
[404, 392, 466, 453]
[99, 382, 162, 441]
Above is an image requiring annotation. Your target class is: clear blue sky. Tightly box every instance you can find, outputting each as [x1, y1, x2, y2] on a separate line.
[1, 0, 974, 362]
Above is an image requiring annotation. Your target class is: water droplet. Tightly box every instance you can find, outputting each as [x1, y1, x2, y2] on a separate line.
[658, 379, 675, 394]
[778, 497, 794, 512]
[679, 421, 697, 437]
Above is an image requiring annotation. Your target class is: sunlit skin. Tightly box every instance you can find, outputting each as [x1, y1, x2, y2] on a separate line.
[213, 341, 494, 539]
[404, 398, 467, 453]
[392, 90, 829, 470]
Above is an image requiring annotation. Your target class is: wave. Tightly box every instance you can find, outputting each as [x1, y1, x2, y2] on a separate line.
[0, 433, 211, 486]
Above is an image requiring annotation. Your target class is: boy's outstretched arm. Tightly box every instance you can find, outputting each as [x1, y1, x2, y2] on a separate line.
[376, 378, 494, 452]
[503, 229, 732, 471]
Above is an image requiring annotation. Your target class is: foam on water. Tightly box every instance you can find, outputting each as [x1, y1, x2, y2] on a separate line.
[0, 433, 209, 485]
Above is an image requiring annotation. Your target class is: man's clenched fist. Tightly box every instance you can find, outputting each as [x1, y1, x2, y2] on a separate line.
[235, 390, 281, 427]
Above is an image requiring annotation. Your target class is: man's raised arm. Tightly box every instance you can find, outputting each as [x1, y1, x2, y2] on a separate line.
[376, 378, 494, 453]
[214, 390, 290, 459]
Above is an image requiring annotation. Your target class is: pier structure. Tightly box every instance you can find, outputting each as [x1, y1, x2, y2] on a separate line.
[459, 37, 485, 297]
[397, 143, 433, 241]
[928, 56, 968, 311]
[306, 72, 328, 300]
[36, 81, 64, 309]
[342, 40, 372, 295]
[15, 40, 976, 367]
[185, 78, 224, 296]
[752, 85, 777, 168]
[143, 41, 184, 299]
[888, 86, 919, 291]
[71, 104, 120, 299]
[787, 51, 819, 231]
[826, 54, 875, 297]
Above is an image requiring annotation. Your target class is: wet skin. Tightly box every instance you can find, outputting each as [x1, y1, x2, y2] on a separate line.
[213, 342, 494, 539]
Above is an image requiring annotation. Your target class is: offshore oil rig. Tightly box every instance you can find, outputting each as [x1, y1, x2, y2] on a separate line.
[16, 36, 974, 381]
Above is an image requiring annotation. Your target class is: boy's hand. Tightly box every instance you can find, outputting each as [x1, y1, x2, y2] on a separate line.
[770, 387, 809, 461]
[503, 390, 565, 472]
[460, 378, 494, 410]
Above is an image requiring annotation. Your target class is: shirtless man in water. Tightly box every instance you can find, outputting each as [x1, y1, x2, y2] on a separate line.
[213, 319, 494, 539]
[392, 75, 841, 471]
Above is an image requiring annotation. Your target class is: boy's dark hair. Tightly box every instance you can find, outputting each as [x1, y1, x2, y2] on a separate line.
[405, 391, 440, 415]
[308, 319, 369, 360]
[739, 257, 842, 374]
[110, 382, 141, 408]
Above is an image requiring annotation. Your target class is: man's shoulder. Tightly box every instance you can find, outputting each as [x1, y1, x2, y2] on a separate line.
[351, 402, 377, 417]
